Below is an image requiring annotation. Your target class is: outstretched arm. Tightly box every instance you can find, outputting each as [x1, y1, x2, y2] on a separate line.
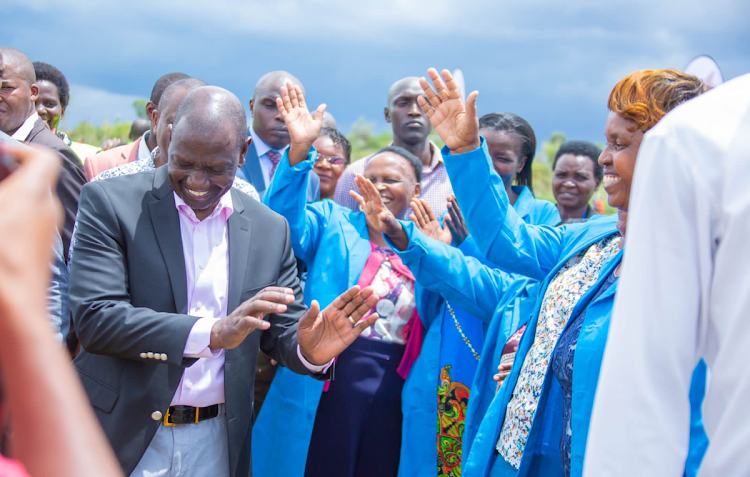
[389, 222, 517, 321]
[419, 68, 568, 280]
[264, 82, 332, 262]
[354, 178, 514, 319]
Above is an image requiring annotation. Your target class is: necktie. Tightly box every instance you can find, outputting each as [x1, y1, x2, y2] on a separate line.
[267, 150, 282, 180]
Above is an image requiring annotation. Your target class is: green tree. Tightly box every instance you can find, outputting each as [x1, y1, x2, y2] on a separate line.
[348, 118, 393, 160]
[132, 99, 148, 119]
[68, 120, 132, 148]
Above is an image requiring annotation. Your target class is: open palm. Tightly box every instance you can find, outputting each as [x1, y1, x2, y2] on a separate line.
[297, 285, 380, 365]
[410, 198, 452, 245]
[417, 68, 480, 154]
[276, 82, 326, 149]
[351, 175, 402, 236]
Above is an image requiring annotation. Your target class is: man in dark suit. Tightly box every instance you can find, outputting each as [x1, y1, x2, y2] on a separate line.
[238, 70, 322, 412]
[238, 70, 320, 203]
[69, 86, 379, 477]
[0, 47, 86, 260]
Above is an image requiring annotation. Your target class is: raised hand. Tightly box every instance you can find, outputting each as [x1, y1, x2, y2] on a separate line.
[209, 287, 296, 350]
[297, 285, 380, 365]
[276, 81, 327, 165]
[351, 175, 410, 250]
[445, 195, 470, 246]
[351, 175, 402, 235]
[410, 198, 452, 245]
[417, 68, 480, 154]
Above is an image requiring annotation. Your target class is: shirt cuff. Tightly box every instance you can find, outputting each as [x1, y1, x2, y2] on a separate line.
[297, 344, 334, 373]
[183, 317, 222, 358]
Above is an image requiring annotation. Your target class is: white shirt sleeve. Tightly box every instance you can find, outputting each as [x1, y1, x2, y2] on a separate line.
[297, 344, 334, 374]
[583, 121, 714, 476]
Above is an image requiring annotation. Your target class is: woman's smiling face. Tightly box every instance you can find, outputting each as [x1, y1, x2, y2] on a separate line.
[599, 112, 643, 211]
[363, 152, 420, 219]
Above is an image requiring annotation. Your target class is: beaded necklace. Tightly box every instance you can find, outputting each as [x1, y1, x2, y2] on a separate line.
[446, 301, 480, 361]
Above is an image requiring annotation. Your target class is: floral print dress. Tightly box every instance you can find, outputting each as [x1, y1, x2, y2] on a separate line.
[496, 234, 621, 468]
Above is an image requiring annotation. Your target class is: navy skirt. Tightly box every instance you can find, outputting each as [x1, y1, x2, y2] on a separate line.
[304, 336, 406, 477]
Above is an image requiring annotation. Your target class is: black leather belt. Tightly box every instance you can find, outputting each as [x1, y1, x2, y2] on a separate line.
[163, 404, 221, 427]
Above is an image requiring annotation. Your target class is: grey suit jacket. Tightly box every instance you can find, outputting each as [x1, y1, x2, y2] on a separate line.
[69, 165, 326, 477]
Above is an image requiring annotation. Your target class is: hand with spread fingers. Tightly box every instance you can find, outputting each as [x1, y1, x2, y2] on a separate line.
[417, 68, 480, 154]
[297, 285, 380, 365]
[351, 174, 409, 250]
[210, 287, 296, 350]
[276, 81, 327, 166]
[410, 198, 452, 245]
[445, 195, 470, 246]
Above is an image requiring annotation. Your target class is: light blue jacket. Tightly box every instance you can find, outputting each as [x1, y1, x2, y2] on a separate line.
[253, 149, 413, 477]
[393, 189, 559, 477]
[441, 141, 707, 477]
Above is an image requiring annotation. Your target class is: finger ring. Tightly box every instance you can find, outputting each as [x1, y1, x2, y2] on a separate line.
[348, 317, 356, 326]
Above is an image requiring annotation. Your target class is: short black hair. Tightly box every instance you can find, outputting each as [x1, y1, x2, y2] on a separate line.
[33, 62, 69, 109]
[150, 72, 191, 105]
[371, 145, 423, 182]
[319, 127, 351, 163]
[552, 140, 604, 182]
[478, 112, 536, 192]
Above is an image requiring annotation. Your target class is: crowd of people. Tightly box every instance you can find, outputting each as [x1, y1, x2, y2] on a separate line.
[1, 43, 749, 477]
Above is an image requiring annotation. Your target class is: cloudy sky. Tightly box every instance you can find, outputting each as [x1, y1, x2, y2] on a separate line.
[4, 0, 749, 147]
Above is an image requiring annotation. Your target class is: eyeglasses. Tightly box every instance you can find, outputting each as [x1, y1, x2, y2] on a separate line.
[315, 153, 347, 166]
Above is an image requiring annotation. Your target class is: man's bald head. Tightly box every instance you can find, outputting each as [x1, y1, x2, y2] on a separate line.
[0, 48, 39, 135]
[387, 77, 421, 106]
[253, 70, 305, 100]
[173, 86, 247, 152]
[168, 86, 248, 220]
[0, 48, 35, 84]
[250, 70, 305, 150]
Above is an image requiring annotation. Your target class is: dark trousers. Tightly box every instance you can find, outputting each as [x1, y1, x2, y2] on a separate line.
[305, 337, 405, 477]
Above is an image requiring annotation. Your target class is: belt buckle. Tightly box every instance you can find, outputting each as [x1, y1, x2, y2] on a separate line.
[163, 407, 181, 427]
[163, 406, 201, 427]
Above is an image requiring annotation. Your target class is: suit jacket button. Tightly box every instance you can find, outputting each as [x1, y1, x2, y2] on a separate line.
[147, 352, 154, 359]
[160, 353, 168, 361]
[151, 411, 162, 421]
[140, 353, 147, 358]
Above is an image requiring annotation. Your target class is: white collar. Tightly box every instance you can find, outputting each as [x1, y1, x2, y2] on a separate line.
[137, 131, 152, 161]
[249, 127, 286, 158]
[11, 112, 39, 141]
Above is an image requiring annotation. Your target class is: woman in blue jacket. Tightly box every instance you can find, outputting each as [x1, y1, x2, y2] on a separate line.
[396, 111, 558, 477]
[254, 83, 425, 477]
[404, 68, 708, 477]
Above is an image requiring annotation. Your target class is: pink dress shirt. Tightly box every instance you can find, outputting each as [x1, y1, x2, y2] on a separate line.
[171, 191, 233, 407]
[171, 191, 330, 407]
